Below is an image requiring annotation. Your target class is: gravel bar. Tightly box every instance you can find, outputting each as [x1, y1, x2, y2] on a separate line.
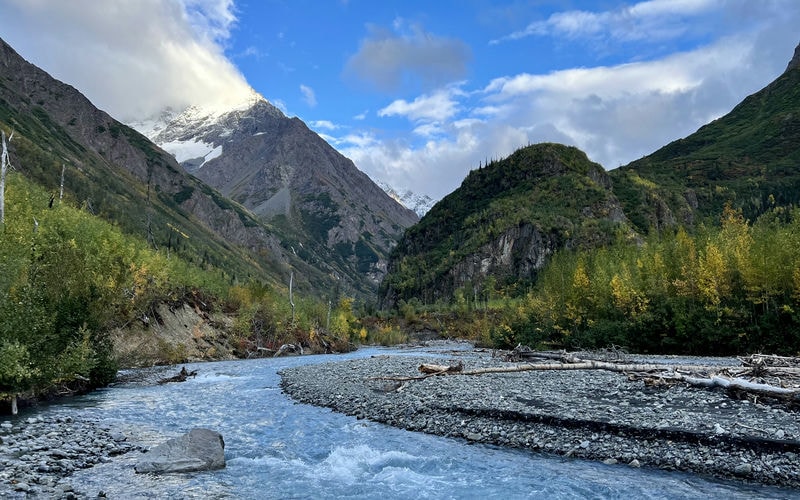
[0, 415, 141, 498]
[280, 345, 800, 489]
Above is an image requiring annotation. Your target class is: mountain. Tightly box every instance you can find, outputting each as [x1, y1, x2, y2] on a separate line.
[380, 143, 633, 306]
[610, 42, 800, 232]
[0, 37, 345, 294]
[377, 181, 436, 217]
[381, 42, 800, 309]
[133, 98, 418, 297]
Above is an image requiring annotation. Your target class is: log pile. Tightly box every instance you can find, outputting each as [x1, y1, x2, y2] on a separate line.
[374, 347, 800, 408]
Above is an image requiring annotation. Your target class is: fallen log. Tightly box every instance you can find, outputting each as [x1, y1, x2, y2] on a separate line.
[419, 361, 463, 374]
[274, 343, 303, 357]
[158, 366, 198, 384]
[371, 353, 800, 407]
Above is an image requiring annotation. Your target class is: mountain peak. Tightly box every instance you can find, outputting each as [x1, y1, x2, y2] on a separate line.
[377, 181, 436, 217]
[787, 42, 800, 72]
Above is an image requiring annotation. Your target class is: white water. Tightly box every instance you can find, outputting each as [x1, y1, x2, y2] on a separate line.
[17, 347, 795, 499]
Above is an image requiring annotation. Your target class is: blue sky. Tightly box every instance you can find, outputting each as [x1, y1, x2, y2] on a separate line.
[1, 1, 799, 200]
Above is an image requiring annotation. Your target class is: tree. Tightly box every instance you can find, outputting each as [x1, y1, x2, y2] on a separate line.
[1, 130, 13, 228]
[0, 341, 36, 415]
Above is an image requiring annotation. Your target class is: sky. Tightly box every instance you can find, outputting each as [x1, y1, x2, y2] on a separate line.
[0, 0, 798, 201]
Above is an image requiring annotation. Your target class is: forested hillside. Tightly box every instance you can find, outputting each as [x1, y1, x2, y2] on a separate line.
[610, 53, 800, 232]
[381, 144, 633, 307]
[379, 45, 800, 355]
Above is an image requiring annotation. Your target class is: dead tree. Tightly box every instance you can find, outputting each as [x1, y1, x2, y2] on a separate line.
[1, 130, 13, 228]
[59, 163, 65, 202]
[289, 271, 295, 326]
[371, 352, 800, 406]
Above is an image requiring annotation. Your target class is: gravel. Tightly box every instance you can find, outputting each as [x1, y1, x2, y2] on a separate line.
[279, 345, 800, 489]
[0, 415, 141, 498]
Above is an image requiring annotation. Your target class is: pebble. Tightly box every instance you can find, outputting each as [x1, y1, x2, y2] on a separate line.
[0, 414, 138, 498]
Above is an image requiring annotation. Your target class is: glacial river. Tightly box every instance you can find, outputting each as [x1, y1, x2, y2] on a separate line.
[19, 345, 796, 499]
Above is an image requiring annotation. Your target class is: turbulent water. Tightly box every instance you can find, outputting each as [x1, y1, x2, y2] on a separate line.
[15, 345, 795, 499]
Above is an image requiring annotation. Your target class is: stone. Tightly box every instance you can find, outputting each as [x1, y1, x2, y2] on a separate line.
[734, 463, 753, 476]
[629, 459, 641, 468]
[135, 428, 225, 474]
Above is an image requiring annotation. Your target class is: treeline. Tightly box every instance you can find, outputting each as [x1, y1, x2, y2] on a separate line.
[0, 173, 229, 407]
[389, 205, 800, 356]
[496, 205, 800, 355]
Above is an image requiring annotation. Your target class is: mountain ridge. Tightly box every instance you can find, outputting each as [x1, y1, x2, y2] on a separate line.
[132, 90, 418, 296]
[609, 41, 800, 232]
[0, 37, 327, 293]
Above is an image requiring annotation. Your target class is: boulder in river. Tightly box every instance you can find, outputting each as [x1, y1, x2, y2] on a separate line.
[135, 428, 225, 474]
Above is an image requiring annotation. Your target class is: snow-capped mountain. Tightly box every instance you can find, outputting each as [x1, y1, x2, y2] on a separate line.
[128, 89, 271, 172]
[377, 181, 436, 217]
[127, 92, 418, 296]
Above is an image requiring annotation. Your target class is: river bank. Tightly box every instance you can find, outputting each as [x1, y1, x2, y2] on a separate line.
[279, 344, 800, 489]
[0, 414, 141, 497]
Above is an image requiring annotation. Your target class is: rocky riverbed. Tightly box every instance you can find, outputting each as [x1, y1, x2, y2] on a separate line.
[280, 345, 800, 489]
[0, 414, 141, 498]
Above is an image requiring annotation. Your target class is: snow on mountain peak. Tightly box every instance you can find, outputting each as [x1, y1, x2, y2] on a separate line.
[377, 181, 436, 217]
[127, 88, 281, 171]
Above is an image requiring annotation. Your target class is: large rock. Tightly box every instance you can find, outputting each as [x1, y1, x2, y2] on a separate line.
[135, 428, 225, 474]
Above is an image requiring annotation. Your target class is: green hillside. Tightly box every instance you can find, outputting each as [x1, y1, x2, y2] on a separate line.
[611, 60, 800, 232]
[381, 143, 633, 306]
[0, 105, 275, 284]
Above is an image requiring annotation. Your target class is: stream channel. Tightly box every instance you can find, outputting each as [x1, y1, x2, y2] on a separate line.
[6, 344, 798, 499]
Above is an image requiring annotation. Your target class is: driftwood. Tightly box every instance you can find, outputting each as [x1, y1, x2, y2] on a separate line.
[158, 366, 198, 384]
[372, 349, 800, 407]
[274, 343, 303, 357]
[419, 361, 463, 374]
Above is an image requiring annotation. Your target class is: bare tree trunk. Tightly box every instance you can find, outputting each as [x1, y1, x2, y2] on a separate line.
[145, 169, 158, 250]
[1, 130, 13, 228]
[289, 271, 295, 326]
[59, 163, 66, 201]
[326, 300, 332, 330]
[370, 355, 800, 404]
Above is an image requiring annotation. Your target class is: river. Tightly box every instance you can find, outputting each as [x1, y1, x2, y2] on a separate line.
[11, 345, 796, 499]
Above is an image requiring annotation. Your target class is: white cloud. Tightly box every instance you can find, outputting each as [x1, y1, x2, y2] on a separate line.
[342, 26, 799, 200]
[378, 89, 460, 122]
[492, 0, 721, 45]
[337, 132, 379, 149]
[300, 84, 317, 107]
[0, 0, 254, 121]
[310, 120, 339, 130]
[345, 18, 471, 92]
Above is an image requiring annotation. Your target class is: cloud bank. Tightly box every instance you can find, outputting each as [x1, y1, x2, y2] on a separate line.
[0, 0, 254, 121]
[340, 1, 800, 200]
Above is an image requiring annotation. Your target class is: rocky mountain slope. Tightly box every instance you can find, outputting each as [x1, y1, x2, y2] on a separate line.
[134, 96, 418, 296]
[0, 38, 291, 281]
[380, 143, 633, 306]
[0, 37, 374, 296]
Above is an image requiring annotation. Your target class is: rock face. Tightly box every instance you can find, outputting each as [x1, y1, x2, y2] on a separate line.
[138, 98, 419, 296]
[135, 428, 225, 474]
